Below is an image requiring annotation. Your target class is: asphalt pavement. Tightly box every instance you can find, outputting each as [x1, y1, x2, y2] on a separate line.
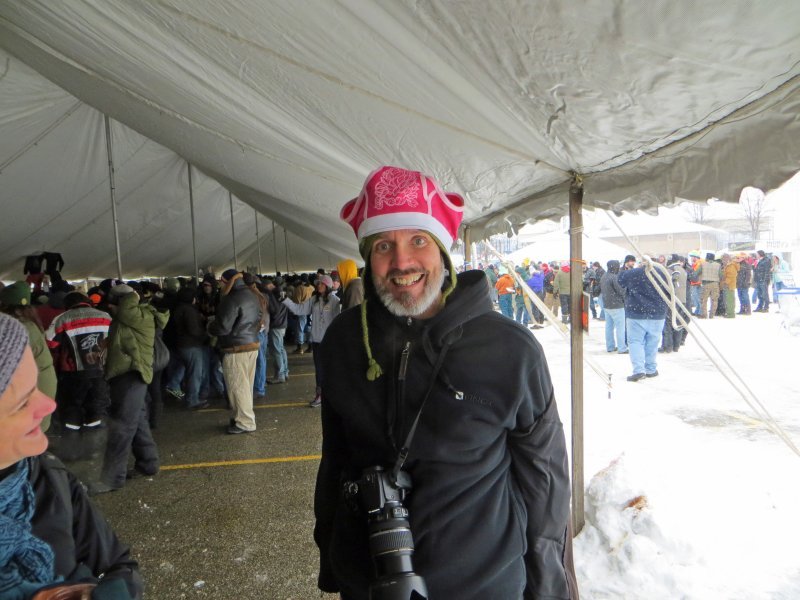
[48, 351, 339, 600]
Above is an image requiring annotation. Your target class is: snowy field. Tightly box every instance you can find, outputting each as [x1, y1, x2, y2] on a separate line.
[535, 306, 800, 599]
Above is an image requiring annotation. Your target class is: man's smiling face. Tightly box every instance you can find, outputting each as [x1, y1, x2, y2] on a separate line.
[370, 229, 445, 319]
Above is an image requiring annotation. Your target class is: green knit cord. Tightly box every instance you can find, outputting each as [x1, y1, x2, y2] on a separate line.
[361, 298, 384, 381]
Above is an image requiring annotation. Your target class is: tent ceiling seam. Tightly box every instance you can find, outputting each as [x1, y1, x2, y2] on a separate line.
[0, 16, 356, 189]
[0, 100, 83, 172]
[153, 1, 569, 176]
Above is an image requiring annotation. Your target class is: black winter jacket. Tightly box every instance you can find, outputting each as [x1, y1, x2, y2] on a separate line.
[29, 453, 143, 598]
[173, 302, 207, 348]
[267, 291, 289, 330]
[315, 271, 577, 600]
[208, 278, 261, 351]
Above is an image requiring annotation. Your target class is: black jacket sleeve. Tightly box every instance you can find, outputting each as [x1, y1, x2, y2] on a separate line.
[508, 367, 579, 600]
[31, 454, 143, 599]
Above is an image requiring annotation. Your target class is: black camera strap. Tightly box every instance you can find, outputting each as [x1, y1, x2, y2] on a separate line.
[391, 337, 454, 484]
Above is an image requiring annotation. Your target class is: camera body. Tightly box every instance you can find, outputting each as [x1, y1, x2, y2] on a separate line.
[345, 466, 428, 600]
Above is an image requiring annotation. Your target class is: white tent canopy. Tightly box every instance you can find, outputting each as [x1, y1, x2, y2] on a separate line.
[1, 1, 798, 279]
[506, 233, 630, 267]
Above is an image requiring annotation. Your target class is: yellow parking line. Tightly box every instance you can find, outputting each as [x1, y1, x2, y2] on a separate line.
[161, 455, 321, 471]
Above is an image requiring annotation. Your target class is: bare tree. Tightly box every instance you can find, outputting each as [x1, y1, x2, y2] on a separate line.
[682, 201, 708, 224]
[739, 187, 770, 243]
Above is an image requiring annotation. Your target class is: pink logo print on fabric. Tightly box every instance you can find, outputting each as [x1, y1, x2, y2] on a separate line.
[374, 168, 420, 210]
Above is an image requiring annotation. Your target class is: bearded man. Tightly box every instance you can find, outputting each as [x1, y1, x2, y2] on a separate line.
[313, 166, 578, 600]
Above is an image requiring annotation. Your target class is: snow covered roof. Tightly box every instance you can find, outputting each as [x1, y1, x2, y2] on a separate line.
[1, 1, 798, 279]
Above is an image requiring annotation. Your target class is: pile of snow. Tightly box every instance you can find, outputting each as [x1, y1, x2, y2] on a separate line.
[535, 307, 800, 599]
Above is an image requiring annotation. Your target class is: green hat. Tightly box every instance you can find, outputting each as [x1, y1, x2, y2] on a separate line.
[0, 281, 32, 307]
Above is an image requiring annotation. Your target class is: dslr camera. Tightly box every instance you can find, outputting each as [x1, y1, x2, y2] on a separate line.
[344, 466, 428, 600]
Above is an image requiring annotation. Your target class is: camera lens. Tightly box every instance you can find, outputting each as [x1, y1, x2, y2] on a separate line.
[369, 506, 415, 577]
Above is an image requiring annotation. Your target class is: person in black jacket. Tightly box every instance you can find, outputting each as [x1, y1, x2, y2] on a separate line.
[0, 313, 142, 599]
[315, 167, 578, 600]
[172, 287, 209, 410]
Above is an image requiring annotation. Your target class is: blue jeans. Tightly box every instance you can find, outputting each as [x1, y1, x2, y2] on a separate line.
[598, 294, 605, 320]
[201, 346, 225, 397]
[773, 281, 785, 302]
[164, 353, 185, 391]
[295, 315, 308, 346]
[604, 307, 627, 352]
[178, 346, 206, 407]
[514, 298, 530, 325]
[737, 287, 751, 311]
[626, 318, 664, 375]
[268, 328, 289, 380]
[689, 285, 701, 315]
[498, 294, 514, 319]
[254, 330, 268, 396]
[755, 281, 769, 310]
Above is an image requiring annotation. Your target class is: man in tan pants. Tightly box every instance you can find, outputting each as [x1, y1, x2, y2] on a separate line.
[209, 269, 263, 434]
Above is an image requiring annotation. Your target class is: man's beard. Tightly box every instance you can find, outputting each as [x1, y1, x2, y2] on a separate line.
[374, 259, 446, 318]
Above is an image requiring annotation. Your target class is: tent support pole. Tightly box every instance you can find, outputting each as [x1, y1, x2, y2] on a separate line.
[569, 175, 585, 535]
[272, 222, 279, 274]
[103, 115, 123, 280]
[255, 209, 262, 273]
[463, 225, 472, 269]
[188, 163, 199, 279]
[229, 191, 238, 270]
[284, 227, 289, 273]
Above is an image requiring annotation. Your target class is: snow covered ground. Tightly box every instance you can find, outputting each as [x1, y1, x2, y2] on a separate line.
[536, 306, 800, 599]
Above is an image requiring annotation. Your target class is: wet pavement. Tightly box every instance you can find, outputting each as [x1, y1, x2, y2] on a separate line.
[48, 351, 340, 599]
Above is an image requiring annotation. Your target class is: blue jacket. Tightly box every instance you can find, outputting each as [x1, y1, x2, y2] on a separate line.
[618, 267, 667, 320]
[526, 272, 544, 293]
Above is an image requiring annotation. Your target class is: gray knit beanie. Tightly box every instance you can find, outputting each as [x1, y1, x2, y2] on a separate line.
[0, 313, 29, 397]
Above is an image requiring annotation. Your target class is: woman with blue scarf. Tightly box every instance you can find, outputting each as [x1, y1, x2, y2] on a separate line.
[0, 314, 142, 599]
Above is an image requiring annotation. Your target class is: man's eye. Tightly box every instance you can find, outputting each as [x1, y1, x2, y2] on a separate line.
[375, 242, 391, 253]
[412, 236, 427, 247]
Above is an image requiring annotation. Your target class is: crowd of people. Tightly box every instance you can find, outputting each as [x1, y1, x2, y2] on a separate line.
[0, 262, 366, 499]
[479, 249, 792, 381]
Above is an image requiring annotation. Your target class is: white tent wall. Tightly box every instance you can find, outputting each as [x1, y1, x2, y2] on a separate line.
[0, 49, 342, 280]
[1, 1, 799, 277]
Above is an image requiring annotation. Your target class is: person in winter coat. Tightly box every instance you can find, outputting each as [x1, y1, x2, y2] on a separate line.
[337, 259, 365, 310]
[0, 314, 143, 600]
[45, 291, 112, 432]
[92, 285, 167, 494]
[0, 282, 57, 433]
[264, 278, 290, 384]
[171, 287, 209, 409]
[618, 263, 668, 381]
[753, 250, 772, 312]
[771, 255, 791, 301]
[699, 252, 721, 318]
[526, 266, 545, 327]
[543, 263, 560, 318]
[494, 270, 516, 319]
[208, 270, 263, 434]
[600, 260, 627, 353]
[553, 261, 572, 323]
[283, 275, 341, 407]
[735, 253, 753, 314]
[315, 166, 578, 600]
[661, 255, 688, 352]
[720, 254, 740, 319]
